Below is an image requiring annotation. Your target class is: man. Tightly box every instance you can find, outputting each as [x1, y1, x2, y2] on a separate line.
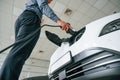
[0, 0, 71, 80]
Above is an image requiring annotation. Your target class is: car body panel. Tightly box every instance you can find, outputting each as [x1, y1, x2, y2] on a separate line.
[48, 12, 120, 80]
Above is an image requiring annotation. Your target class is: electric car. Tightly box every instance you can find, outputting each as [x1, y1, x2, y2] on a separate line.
[46, 12, 120, 80]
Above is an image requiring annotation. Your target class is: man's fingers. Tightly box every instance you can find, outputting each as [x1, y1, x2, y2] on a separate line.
[57, 20, 72, 31]
[61, 25, 68, 31]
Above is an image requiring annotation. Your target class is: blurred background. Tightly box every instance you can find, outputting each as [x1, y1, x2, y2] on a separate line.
[0, 0, 120, 79]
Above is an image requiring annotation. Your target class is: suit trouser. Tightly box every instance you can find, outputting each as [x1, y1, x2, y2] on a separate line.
[0, 10, 41, 80]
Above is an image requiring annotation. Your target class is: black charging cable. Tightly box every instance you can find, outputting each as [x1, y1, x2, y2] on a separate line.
[0, 24, 75, 53]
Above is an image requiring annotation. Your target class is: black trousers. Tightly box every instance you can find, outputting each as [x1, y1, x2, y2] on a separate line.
[0, 10, 41, 80]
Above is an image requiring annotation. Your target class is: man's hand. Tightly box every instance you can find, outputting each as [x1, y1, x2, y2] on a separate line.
[57, 20, 72, 31]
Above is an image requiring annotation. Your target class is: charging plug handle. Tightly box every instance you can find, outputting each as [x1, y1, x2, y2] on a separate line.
[66, 29, 76, 35]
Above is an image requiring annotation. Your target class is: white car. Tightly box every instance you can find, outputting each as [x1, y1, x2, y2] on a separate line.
[46, 12, 120, 80]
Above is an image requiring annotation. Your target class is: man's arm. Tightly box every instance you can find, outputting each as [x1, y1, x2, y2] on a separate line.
[36, 0, 71, 31]
[36, 0, 59, 22]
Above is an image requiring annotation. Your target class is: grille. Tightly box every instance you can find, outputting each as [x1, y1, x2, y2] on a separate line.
[50, 49, 120, 80]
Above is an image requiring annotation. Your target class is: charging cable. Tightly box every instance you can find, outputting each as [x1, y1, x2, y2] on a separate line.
[0, 24, 75, 53]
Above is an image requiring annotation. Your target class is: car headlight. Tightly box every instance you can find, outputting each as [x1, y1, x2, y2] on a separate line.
[99, 18, 120, 36]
